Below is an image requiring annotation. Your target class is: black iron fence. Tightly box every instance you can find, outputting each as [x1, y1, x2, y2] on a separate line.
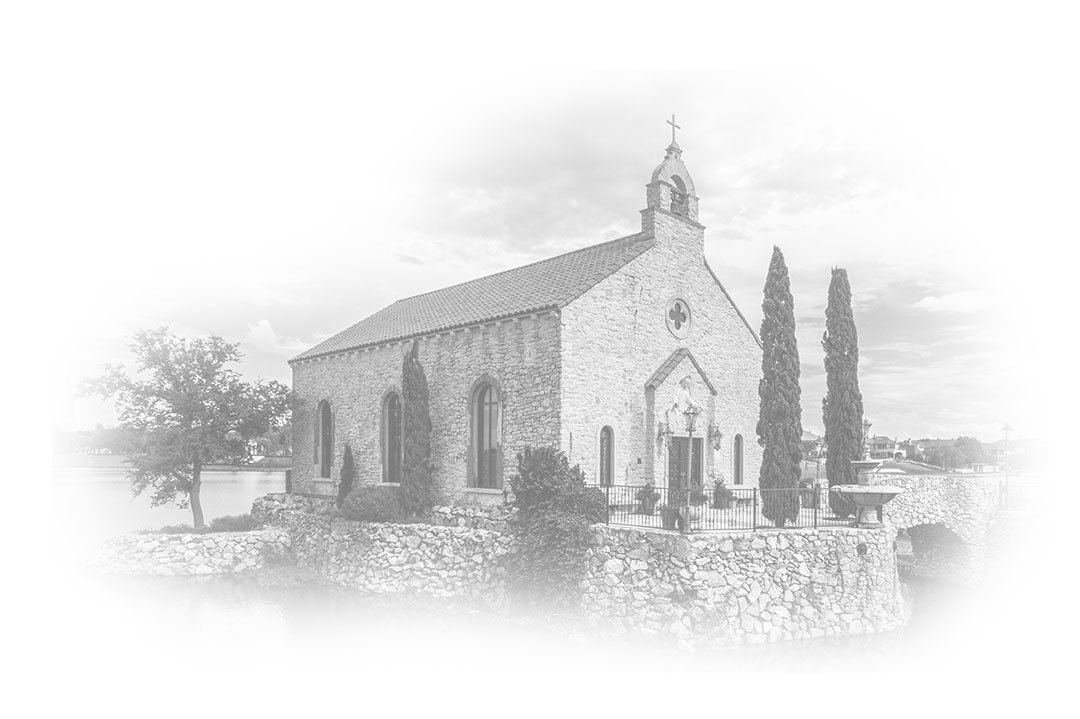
[998, 480, 1042, 511]
[589, 484, 853, 532]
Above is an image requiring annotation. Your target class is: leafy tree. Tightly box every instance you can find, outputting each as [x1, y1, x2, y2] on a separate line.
[756, 246, 803, 527]
[260, 421, 293, 457]
[821, 267, 864, 516]
[926, 444, 966, 471]
[954, 436, 985, 465]
[400, 340, 435, 517]
[337, 444, 356, 508]
[82, 327, 291, 528]
[505, 447, 596, 608]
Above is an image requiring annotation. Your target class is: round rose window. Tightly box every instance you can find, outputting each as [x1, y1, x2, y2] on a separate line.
[666, 298, 692, 339]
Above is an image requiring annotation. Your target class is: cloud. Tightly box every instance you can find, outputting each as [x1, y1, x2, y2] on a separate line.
[911, 291, 997, 313]
[245, 320, 310, 358]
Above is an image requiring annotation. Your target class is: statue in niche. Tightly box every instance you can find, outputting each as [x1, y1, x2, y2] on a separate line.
[663, 375, 698, 427]
[656, 376, 703, 465]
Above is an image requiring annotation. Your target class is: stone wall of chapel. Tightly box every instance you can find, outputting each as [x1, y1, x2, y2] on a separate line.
[560, 212, 762, 489]
[291, 312, 561, 501]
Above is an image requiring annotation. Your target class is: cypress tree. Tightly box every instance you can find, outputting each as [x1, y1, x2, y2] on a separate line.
[401, 340, 435, 517]
[756, 246, 803, 527]
[822, 267, 864, 517]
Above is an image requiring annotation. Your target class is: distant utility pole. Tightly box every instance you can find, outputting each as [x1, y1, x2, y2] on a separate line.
[1002, 423, 1012, 510]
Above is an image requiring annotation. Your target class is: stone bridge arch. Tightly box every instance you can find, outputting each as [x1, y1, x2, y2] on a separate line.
[867, 475, 999, 582]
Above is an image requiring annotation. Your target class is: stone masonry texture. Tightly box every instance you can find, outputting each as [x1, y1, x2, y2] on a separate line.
[582, 524, 903, 645]
[291, 311, 561, 502]
[249, 494, 902, 646]
[94, 527, 292, 575]
[561, 208, 762, 490]
[869, 473, 999, 583]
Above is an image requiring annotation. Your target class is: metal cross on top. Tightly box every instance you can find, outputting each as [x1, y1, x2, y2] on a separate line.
[667, 114, 681, 143]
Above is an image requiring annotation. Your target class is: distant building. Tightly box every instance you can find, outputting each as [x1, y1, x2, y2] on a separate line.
[801, 429, 824, 459]
[985, 438, 1045, 473]
[986, 439, 1013, 464]
[899, 439, 924, 461]
[958, 462, 1000, 474]
[869, 435, 904, 460]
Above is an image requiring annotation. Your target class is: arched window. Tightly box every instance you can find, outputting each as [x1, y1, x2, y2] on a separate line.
[383, 392, 403, 484]
[599, 426, 614, 486]
[472, 382, 501, 489]
[314, 400, 333, 479]
[733, 433, 744, 485]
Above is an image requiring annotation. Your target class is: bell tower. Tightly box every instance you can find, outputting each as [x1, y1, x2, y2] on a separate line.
[641, 116, 704, 254]
[647, 149, 698, 222]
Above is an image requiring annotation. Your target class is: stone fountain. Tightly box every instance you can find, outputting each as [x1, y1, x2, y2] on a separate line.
[830, 484, 903, 528]
[830, 421, 903, 528]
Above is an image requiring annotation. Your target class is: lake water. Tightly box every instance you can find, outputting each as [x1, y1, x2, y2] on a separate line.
[52, 468, 285, 558]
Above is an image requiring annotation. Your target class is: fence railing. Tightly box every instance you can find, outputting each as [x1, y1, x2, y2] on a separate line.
[998, 480, 1042, 512]
[588, 484, 853, 532]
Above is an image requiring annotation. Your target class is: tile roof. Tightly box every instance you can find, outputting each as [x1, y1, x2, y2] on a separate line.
[292, 232, 655, 362]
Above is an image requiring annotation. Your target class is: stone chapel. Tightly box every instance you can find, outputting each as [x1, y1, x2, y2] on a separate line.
[289, 136, 763, 504]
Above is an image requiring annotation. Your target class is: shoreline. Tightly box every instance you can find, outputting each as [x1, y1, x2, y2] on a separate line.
[52, 463, 290, 474]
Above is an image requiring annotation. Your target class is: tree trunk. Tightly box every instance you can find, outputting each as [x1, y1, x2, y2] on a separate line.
[191, 459, 205, 529]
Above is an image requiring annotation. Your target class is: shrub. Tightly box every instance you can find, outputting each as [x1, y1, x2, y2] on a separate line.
[151, 523, 204, 534]
[338, 485, 406, 523]
[505, 447, 596, 609]
[401, 341, 436, 517]
[635, 483, 660, 514]
[712, 479, 735, 509]
[337, 444, 356, 508]
[208, 513, 261, 532]
[584, 486, 608, 524]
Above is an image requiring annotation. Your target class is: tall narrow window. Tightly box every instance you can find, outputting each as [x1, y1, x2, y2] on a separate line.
[599, 426, 614, 486]
[383, 393, 403, 484]
[473, 382, 501, 489]
[315, 400, 333, 479]
[733, 433, 744, 485]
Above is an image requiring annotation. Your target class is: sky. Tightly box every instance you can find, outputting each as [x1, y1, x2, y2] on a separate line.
[14, 1, 1073, 444]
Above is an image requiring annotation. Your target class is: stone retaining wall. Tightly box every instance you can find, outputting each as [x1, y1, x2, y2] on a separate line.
[95, 527, 292, 575]
[582, 525, 903, 645]
[252, 494, 512, 600]
[430, 503, 516, 532]
[253, 493, 904, 645]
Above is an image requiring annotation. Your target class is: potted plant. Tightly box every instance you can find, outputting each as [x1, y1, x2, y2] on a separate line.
[635, 482, 660, 515]
[712, 477, 734, 510]
[660, 503, 680, 530]
[688, 487, 708, 527]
